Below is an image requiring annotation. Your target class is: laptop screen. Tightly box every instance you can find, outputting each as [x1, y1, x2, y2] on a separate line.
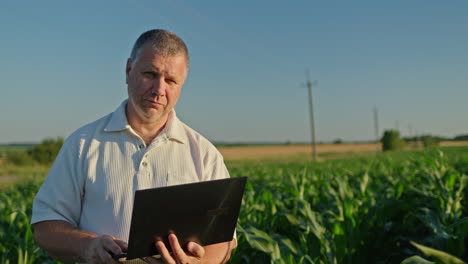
[125, 176, 247, 260]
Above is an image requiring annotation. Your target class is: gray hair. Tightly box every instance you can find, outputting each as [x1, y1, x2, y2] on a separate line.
[130, 29, 190, 70]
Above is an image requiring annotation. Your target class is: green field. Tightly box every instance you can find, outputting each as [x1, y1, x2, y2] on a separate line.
[1, 147, 468, 263]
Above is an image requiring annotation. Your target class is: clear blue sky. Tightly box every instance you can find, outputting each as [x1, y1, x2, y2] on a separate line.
[1, 0, 467, 144]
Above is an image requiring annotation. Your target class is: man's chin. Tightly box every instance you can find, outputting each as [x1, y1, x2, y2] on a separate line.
[144, 111, 169, 122]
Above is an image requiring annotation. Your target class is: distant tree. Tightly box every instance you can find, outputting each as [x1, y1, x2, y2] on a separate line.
[333, 138, 343, 144]
[29, 137, 64, 165]
[402, 136, 417, 142]
[7, 150, 34, 166]
[381, 130, 401, 151]
[454, 134, 468, 141]
[421, 136, 440, 148]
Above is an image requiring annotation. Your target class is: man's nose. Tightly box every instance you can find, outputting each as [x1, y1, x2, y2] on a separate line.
[151, 77, 166, 96]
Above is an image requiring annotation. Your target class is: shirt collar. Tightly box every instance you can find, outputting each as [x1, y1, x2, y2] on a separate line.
[104, 99, 187, 144]
[104, 100, 130, 132]
[161, 110, 187, 144]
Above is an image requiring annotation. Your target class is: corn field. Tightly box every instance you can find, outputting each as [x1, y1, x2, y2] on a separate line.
[1, 147, 468, 263]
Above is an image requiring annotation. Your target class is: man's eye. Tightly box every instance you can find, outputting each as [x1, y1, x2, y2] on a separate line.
[166, 79, 176, 84]
[143, 72, 157, 78]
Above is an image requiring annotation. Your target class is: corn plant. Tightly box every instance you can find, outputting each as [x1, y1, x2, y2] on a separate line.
[1, 147, 468, 263]
[0, 177, 57, 264]
[229, 147, 468, 263]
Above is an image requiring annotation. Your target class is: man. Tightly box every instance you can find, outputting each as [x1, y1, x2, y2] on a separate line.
[31, 29, 234, 264]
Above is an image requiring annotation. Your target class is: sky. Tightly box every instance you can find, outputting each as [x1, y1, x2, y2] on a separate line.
[1, 0, 467, 144]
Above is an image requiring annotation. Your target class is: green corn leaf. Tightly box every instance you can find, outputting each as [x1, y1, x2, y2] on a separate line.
[395, 182, 405, 199]
[418, 208, 452, 240]
[283, 213, 300, 226]
[298, 255, 315, 264]
[332, 222, 345, 235]
[279, 238, 298, 254]
[303, 203, 326, 239]
[400, 255, 435, 264]
[241, 226, 281, 261]
[9, 211, 18, 225]
[410, 241, 466, 264]
[448, 217, 468, 237]
[360, 171, 369, 194]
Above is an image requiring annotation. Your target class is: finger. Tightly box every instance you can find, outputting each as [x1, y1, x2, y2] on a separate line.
[114, 239, 128, 252]
[97, 247, 115, 264]
[89, 247, 103, 263]
[156, 240, 175, 264]
[168, 234, 187, 262]
[186, 241, 205, 258]
[103, 239, 123, 255]
[100, 236, 125, 262]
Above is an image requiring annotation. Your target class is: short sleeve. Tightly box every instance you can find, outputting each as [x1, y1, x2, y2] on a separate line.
[203, 147, 230, 182]
[31, 134, 85, 227]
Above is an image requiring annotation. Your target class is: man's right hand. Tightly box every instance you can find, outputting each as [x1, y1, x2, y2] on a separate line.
[33, 220, 127, 264]
[83, 235, 128, 264]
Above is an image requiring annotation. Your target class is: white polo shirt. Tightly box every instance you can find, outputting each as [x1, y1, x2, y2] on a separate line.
[31, 100, 230, 242]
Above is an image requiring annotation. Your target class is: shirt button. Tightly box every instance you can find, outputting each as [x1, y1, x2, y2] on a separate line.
[142, 162, 148, 167]
[139, 144, 145, 149]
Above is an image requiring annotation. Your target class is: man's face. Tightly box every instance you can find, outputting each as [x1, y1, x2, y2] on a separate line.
[125, 44, 187, 124]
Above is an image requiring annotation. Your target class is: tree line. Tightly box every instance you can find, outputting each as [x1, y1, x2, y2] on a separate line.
[381, 130, 443, 151]
[2, 138, 64, 166]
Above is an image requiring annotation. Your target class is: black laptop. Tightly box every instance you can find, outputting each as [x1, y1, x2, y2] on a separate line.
[120, 176, 247, 260]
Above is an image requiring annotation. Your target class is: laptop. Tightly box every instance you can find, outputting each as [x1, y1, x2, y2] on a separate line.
[118, 176, 247, 260]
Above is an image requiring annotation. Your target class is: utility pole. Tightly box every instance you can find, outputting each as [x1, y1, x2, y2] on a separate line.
[395, 120, 400, 132]
[305, 71, 317, 161]
[408, 123, 413, 145]
[373, 107, 379, 152]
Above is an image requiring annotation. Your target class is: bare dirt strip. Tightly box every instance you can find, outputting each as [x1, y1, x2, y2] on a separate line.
[439, 141, 468, 147]
[218, 141, 468, 161]
[0, 175, 18, 187]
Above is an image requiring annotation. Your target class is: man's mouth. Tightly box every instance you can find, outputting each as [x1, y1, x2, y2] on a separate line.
[146, 99, 164, 106]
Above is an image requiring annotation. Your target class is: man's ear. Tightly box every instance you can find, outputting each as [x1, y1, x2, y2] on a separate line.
[125, 58, 132, 84]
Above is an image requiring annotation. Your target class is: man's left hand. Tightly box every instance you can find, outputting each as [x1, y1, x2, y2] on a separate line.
[156, 234, 205, 264]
